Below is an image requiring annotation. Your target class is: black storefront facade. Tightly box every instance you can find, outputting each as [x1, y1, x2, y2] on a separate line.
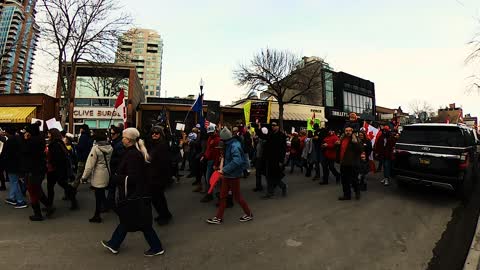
[323, 71, 376, 131]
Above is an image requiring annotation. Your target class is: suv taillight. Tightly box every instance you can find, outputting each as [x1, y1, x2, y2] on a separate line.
[459, 153, 469, 170]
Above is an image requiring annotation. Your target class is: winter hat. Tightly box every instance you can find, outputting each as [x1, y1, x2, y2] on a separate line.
[188, 132, 197, 141]
[220, 127, 233, 141]
[123, 127, 141, 141]
[261, 127, 268, 135]
[207, 123, 216, 134]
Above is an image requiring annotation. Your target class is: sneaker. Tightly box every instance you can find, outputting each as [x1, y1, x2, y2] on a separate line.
[89, 216, 102, 223]
[239, 214, 253, 222]
[5, 198, 17, 206]
[380, 178, 387, 184]
[206, 217, 223, 225]
[261, 193, 274, 200]
[14, 202, 28, 209]
[384, 178, 390, 186]
[101, 240, 119, 254]
[144, 249, 165, 257]
[29, 215, 44, 221]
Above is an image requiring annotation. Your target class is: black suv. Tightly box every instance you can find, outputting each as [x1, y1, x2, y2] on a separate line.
[393, 123, 479, 198]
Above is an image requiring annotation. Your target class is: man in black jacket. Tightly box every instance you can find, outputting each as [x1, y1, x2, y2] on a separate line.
[146, 126, 173, 225]
[106, 124, 125, 210]
[337, 125, 363, 201]
[1, 127, 28, 208]
[73, 124, 93, 188]
[261, 122, 288, 199]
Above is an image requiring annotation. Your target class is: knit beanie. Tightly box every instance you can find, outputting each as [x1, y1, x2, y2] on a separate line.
[220, 127, 233, 141]
[261, 127, 268, 135]
[123, 127, 141, 141]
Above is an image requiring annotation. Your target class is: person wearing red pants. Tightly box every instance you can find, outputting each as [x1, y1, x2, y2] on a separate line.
[206, 127, 253, 225]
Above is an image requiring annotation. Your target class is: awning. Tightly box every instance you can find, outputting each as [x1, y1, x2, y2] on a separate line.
[270, 103, 326, 122]
[0, 107, 37, 123]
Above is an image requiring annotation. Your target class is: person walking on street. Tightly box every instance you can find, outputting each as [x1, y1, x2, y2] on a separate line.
[376, 128, 397, 186]
[200, 123, 220, 202]
[337, 125, 363, 201]
[146, 126, 173, 226]
[106, 125, 125, 210]
[320, 128, 341, 185]
[206, 127, 253, 225]
[80, 131, 112, 223]
[101, 128, 164, 257]
[358, 131, 373, 190]
[46, 128, 79, 210]
[73, 124, 93, 187]
[1, 127, 28, 209]
[302, 130, 314, 177]
[0, 128, 7, 191]
[23, 123, 53, 221]
[261, 122, 288, 199]
[253, 127, 268, 192]
[312, 123, 327, 181]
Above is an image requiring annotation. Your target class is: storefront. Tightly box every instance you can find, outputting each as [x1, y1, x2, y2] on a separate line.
[270, 103, 326, 132]
[0, 93, 57, 128]
[72, 107, 124, 134]
[57, 62, 144, 134]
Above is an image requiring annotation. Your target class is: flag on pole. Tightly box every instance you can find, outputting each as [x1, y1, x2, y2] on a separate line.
[114, 89, 127, 128]
[191, 94, 203, 112]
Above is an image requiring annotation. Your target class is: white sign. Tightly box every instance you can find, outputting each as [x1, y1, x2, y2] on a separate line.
[31, 118, 44, 131]
[331, 110, 349, 117]
[73, 107, 122, 119]
[176, 123, 185, 131]
[46, 118, 63, 131]
[380, 113, 394, 120]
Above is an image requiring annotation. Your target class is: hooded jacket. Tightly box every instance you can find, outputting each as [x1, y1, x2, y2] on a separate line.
[81, 141, 113, 188]
[222, 139, 244, 179]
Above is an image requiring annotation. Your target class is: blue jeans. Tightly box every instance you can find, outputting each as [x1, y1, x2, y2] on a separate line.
[108, 223, 163, 251]
[8, 173, 26, 204]
[383, 160, 392, 179]
[205, 160, 215, 190]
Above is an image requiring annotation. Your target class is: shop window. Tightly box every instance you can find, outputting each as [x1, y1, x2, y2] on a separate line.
[98, 120, 111, 129]
[84, 120, 97, 129]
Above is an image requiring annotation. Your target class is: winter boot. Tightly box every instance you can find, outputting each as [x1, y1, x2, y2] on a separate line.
[29, 203, 44, 221]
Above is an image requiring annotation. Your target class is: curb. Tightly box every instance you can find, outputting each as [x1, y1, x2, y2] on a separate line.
[464, 215, 480, 270]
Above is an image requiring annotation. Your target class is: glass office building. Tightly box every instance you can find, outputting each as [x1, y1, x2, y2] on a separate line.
[0, 0, 39, 94]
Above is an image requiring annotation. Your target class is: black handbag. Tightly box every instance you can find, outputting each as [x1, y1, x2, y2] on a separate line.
[114, 176, 153, 232]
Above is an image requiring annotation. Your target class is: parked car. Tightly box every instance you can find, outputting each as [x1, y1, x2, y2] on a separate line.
[392, 123, 479, 199]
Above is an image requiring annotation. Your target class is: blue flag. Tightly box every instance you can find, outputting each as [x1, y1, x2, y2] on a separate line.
[191, 94, 203, 113]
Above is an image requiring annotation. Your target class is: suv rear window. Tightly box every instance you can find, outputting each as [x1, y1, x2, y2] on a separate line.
[398, 126, 467, 147]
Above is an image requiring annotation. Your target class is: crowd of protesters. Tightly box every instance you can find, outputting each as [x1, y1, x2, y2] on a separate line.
[0, 112, 398, 256]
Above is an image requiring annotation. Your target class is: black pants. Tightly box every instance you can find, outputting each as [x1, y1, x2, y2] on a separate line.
[106, 183, 116, 210]
[93, 187, 106, 217]
[47, 171, 76, 206]
[266, 164, 286, 195]
[305, 161, 313, 177]
[314, 161, 321, 178]
[255, 160, 264, 189]
[322, 159, 340, 183]
[0, 167, 6, 188]
[151, 189, 172, 221]
[340, 165, 359, 198]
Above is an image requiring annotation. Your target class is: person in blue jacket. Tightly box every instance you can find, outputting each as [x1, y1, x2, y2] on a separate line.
[206, 127, 253, 225]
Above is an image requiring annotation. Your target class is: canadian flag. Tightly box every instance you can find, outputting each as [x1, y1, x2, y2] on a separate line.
[114, 89, 127, 128]
[363, 121, 381, 157]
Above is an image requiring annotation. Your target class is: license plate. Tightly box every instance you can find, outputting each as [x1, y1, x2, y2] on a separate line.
[419, 158, 430, 165]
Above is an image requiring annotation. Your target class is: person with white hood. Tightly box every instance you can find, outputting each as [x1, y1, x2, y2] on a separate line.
[81, 131, 113, 223]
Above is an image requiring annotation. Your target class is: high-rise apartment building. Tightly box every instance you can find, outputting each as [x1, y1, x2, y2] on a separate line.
[0, 0, 39, 94]
[116, 28, 163, 99]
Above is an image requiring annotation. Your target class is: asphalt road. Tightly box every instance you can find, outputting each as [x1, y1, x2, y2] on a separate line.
[0, 170, 464, 270]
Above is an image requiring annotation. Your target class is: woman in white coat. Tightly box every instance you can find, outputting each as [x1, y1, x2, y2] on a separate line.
[81, 131, 113, 223]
